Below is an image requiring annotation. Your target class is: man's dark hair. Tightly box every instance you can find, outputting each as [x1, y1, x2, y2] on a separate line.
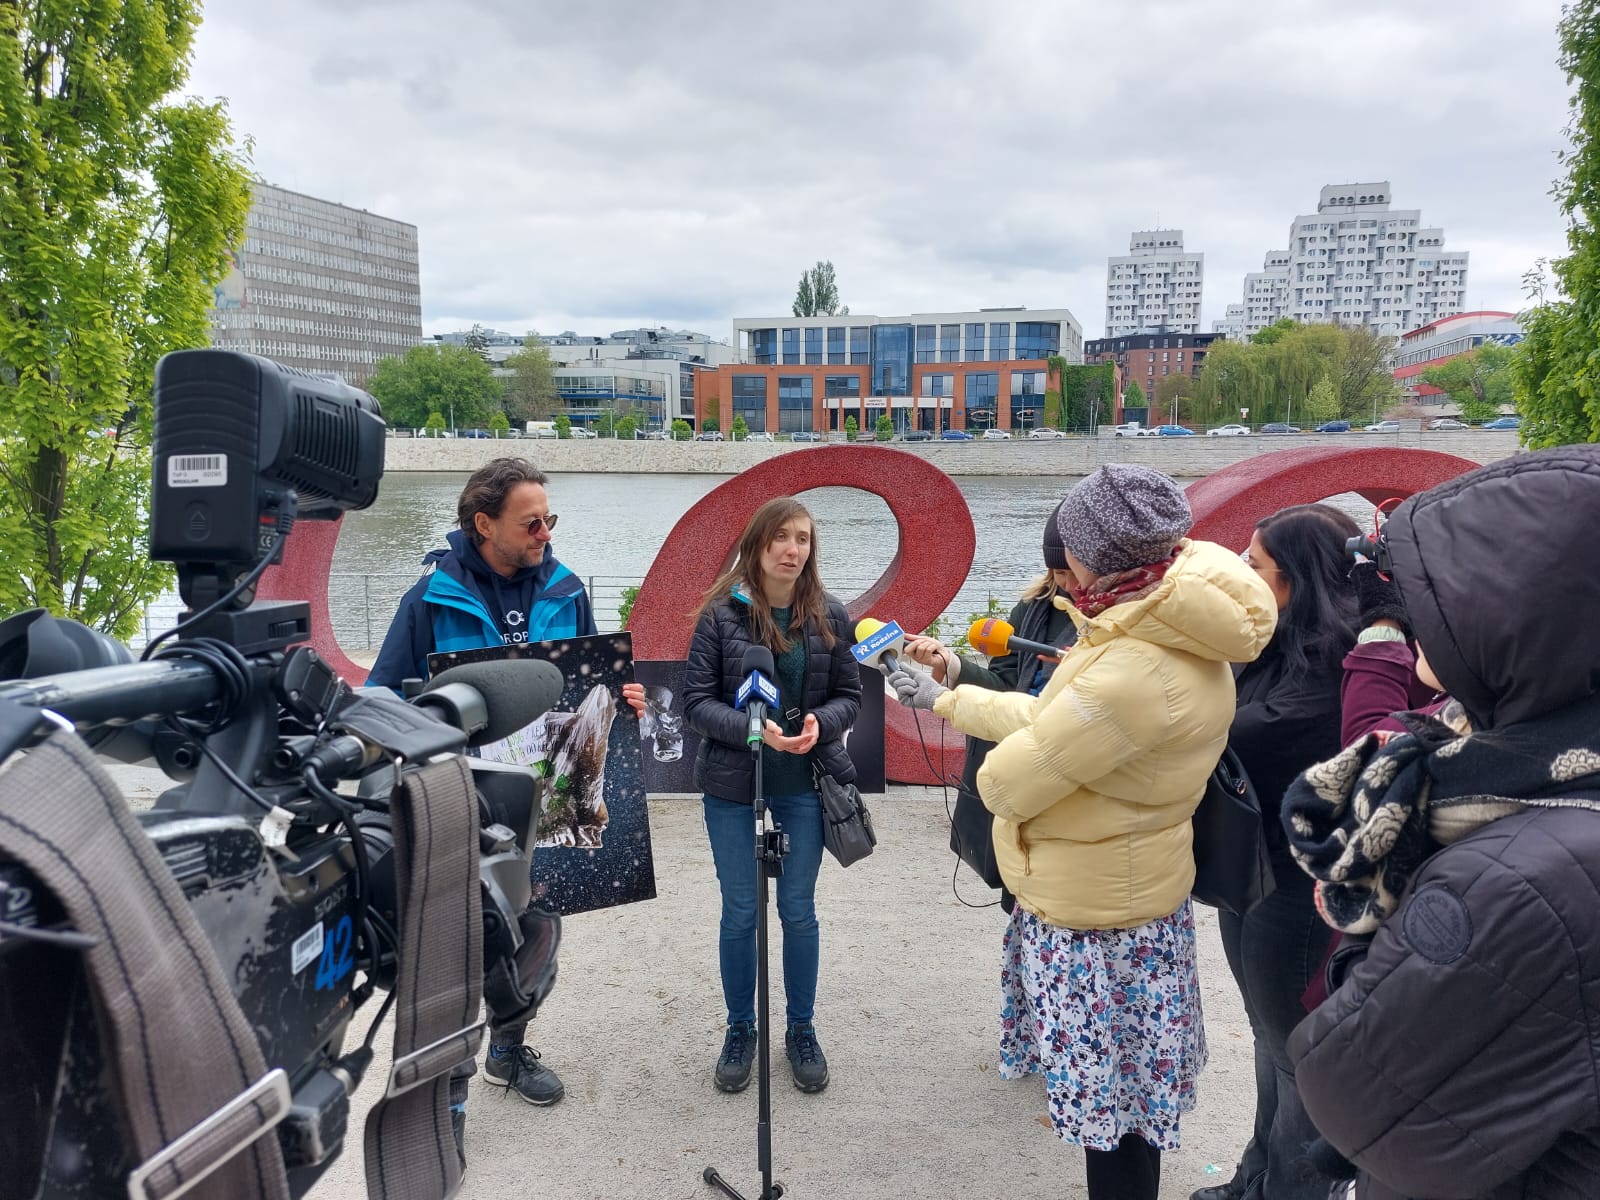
[458, 457, 548, 545]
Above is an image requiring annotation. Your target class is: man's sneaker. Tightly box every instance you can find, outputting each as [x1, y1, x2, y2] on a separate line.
[785, 1021, 829, 1093]
[714, 1021, 757, 1093]
[483, 1044, 564, 1106]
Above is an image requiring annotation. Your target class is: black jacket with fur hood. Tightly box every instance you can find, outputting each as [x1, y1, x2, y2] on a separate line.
[1287, 445, 1600, 1200]
[682, 591, 861, 805]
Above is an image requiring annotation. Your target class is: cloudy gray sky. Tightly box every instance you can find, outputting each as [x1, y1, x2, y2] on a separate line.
[187, 0, 1573, 342]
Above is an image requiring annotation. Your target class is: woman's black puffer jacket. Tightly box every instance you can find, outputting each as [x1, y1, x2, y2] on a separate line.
[682, 593, 862, 805]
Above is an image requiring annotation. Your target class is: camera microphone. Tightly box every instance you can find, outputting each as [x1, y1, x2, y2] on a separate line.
[967, 618, 1065, 662]
[420, 658, 566, 747]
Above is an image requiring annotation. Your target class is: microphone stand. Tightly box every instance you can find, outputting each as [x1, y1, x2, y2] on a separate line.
[704, 707, 788, 1200]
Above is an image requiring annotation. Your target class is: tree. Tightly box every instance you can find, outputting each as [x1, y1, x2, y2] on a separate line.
[792, 260, 848, 317]
[368, 343, 500, 430]
[463, 323, 490, 359]
[554, 413, 572, 439]
[1422, 343, 1515, 423]
[874, 414, 894, 441]
[424, 411, 446, 438]
[731, 415, 750, 441]
[1192, 323, 1397, 428]
[1154, 374, 1195, 425]
[1303, 376, 1341, 426]
[699, 396, 720, 433]
[1123, 380, 1147, 411]
[488, 410, 510, 438]
[1250, 318, 1300, 346]
[0, 0, 253, 636]
[500, 333, 559, 422]
[616, 412, 639, 440]
[844, 414, 859, 442]
[671, 418, 692, 441]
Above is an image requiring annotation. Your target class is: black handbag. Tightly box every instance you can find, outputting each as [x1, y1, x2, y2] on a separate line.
[812, 762, 877, 867]
[1190, 746, 1276, 915]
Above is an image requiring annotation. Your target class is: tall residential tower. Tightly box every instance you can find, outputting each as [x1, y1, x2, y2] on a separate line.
[1105, 230, 1204, 337]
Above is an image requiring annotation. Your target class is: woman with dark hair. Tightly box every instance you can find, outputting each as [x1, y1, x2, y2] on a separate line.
[1194, 503, 1360, 1200]
[682, 496, 861, 1096]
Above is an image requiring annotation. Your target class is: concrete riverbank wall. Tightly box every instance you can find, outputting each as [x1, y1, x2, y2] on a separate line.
[380, 430, 1520, 476]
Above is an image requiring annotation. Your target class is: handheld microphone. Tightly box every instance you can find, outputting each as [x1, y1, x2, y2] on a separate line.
[734, 645, 779, 746]
[420, 658, 566, 747]
[851, 617, 906, 674]
[967, 618, 1065, 662]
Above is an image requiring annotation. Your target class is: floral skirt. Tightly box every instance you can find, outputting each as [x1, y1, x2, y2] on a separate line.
[998, 900, 1205, 1151]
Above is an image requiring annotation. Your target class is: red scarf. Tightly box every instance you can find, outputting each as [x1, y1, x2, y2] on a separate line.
[1070, 554, 1176, 619]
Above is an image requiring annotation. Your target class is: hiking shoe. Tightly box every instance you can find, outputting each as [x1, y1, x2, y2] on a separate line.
[714, 1021, 757, 1093]
[483, 1045, 564, 1106]
[785, 1022, 829, 1093]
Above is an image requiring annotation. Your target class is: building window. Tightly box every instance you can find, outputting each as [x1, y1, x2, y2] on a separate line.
[849, 326, 870, 364]
[732, 375, 768, 432]
[989, 322, 1011, 361]
[965, 323, 986, 362]
[921, 373, 954, 398]
[778, 376, 814, 432]
[781, 328, 799, 365]
[965, 371, 999, 429]
[826, 326, 846, 365]
[1015, 322, 1060, 360]
[940, 324, 961, 362]
[871, 324, 913, 396]
[750, 328, 777, 365]
[804, 327, 823, 365]
[915, 324, 938, 364]
[825, 374, 861, 399]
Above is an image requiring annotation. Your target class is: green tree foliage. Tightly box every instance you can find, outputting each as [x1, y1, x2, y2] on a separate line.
[1193, 323, 1398, 427]
[1153, 374, 1195, 425]
[368, 343, 500, 430]
[1249, 318, 1300, 346]
[1303, 376, 1341, 426]
[731, 414, 750, 441]
[1042, 390, 1063, 428]
[0, 0, 253, 634]
[1057, 361, 1116, 430]
[874, 414, 894, 441]
[488, 409, 510, 437]
[617, 584, 639, 628]
[423, 411, 446, 438]
[500, 333, 559, 422]
[1123, 380, 1146, 411]
[671, 418, 692, 441]
[554, 413, 572, 439]
[1514, 0, 1600, 447]
[792, 260, 847, 317]
[1422, 343, 1515, 423]
[616, 412, 639, 440]
[699, 397, 720, 433]
[595, 411, 615, 437]
[844, 414, 859, 442]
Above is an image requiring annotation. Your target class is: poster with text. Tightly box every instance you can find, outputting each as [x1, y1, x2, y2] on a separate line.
[633, 661, 884, 795]
[429, 634, 656, 916]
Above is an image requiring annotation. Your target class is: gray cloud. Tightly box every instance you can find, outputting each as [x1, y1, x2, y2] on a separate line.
[189, 0, 1571, 338]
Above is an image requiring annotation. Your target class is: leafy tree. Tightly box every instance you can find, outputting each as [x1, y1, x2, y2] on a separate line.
[554, 413, 572, 439]
[488, 410, 510, 438]
[671, 418, 692, 441]
[792, 260, 848, 317]
[424, 411, 447, 438]
[731, 414, 750, 441]
[1192, 323, 1397, 427]
[616, 413, 639, 440]
[1123, 380, 1147, 413]
[617, 584, 640, 628]
[1154, 374, 1195, 425]
[595, 411, 616, 438]
[1303, 376, 1341, 426]
[1421, 343, 1514, 423]
[1250, 318, 1300, 346]
[844, 414, 859, 442]
[368, 343, 500, 430]
[699, 396, 720, 433]
[0, 0, 253, 635]
[1057, 361, 1116, 431]
[874, 414, 894, 441]
[500, 333, 559, 422]
[463, 323, 490, 359]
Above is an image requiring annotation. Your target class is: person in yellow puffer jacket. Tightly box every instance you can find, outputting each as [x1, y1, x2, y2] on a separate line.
[890, 463, 1277, 1200]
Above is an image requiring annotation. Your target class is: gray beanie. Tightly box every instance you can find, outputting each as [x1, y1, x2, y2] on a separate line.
[1051, 464, 1192, 576]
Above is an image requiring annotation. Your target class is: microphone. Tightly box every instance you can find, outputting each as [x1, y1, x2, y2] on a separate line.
[734, 645, 779, 747]
[421, 658, 566, 747]
[967, 618, 1066, 662]
[851, 617, 906, 674]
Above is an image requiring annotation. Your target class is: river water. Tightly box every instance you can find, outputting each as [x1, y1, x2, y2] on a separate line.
[285, 472, 1374, 651]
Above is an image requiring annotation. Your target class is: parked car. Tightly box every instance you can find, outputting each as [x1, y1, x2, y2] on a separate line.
[981, 429, 1012, 440]
[458, 428, 491, 439]
[940, 429, 975, 441]
[1428, 417, 1468, 430]
[1364, 420, 1401, 433]
[1206, 424, 1250, 437]
[788, 430, 823, 442]
[1316, 420, 1352, 433]
[1111, 422, 1142, 437]
[1260, 422, 1301, 435]
[1153, 424, 1195, 437]
[1481, 416, 1522, 430]
[694, 431, 725, 442]
[900, 429, 933, 442]
[1027, 427, 1066, 440]
[569, 428, 597, 439]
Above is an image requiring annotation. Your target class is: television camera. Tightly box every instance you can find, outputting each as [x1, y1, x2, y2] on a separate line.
[0, 351, 561, 1200]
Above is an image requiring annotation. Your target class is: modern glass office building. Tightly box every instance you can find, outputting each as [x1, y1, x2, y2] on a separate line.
[708, 307, 1084, 434]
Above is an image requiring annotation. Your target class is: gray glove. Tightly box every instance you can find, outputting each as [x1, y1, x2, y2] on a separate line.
[888, 667, 948, 711]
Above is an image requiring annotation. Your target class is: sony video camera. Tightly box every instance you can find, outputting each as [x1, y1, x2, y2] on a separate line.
[0, 351, 561, 1200]
[1345, 496, 1403, 575]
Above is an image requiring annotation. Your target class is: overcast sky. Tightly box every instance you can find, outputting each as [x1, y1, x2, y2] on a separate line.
[187, 0, 1573, 343]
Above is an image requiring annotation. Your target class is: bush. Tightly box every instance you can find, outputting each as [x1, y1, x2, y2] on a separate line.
[731, 415, 750, 441]
[488, 410, 510, 438]
[671, 418, 692, 441]
[423, 411, 446, 438]
[554, 413, 572, 439]
[618, 584, 639, 627]
[874, 414, 893, 441]
[844, 414, 859, 442]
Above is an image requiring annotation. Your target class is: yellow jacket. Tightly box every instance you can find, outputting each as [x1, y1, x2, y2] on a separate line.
[933, 540, 1277, 930]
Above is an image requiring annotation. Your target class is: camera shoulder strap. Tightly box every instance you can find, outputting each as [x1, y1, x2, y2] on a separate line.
[362, 754, 483, 1200]
[0, 726, 292, 1200]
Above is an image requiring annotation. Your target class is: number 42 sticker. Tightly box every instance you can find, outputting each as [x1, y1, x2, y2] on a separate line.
[314, 915, 355, 991]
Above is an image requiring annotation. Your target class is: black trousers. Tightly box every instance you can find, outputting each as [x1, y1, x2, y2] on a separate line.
[1083, 1133, 1161, 1200]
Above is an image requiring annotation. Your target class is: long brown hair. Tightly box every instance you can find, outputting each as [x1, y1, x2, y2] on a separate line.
[697, 497, 836, 652]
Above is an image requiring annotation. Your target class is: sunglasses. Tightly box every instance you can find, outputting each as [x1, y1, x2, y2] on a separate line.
[520, 513, 559, 535]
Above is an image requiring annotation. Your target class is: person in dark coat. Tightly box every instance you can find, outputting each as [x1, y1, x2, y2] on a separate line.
[901, 518, 1079, 907]
[1195, 504, 1360, 1200]
[682, 496, 862, 1097]
[1283, 444, 1600, 1200]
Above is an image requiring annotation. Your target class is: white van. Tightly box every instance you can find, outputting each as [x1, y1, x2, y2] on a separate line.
[524, 421, 558, 439]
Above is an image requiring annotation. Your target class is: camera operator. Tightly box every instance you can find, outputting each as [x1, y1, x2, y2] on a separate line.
[1282, 445, 1600, 1200]
[369, 457, 645, 1125]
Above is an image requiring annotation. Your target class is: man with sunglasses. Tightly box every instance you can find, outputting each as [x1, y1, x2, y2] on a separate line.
[370, 456, 644, 1143]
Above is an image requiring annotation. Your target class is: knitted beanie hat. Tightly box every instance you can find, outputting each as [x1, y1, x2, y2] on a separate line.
[1051, 464, 1192, 576]
[1042, 509, 1069, 570]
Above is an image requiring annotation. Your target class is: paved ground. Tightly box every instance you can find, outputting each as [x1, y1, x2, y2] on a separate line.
[110, 769, 1255, 1200]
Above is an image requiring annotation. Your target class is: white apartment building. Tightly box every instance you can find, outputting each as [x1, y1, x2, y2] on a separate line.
[1105, 230, 1204, 337]
[1219, 183, 1469, 340]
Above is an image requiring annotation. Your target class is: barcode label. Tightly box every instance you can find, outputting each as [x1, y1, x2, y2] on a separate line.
[166, 454, 227, 488]
[291, 921, 323, 974]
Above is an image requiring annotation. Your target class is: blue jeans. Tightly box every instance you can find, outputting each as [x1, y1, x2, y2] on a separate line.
[702, 791, 824, 1027]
